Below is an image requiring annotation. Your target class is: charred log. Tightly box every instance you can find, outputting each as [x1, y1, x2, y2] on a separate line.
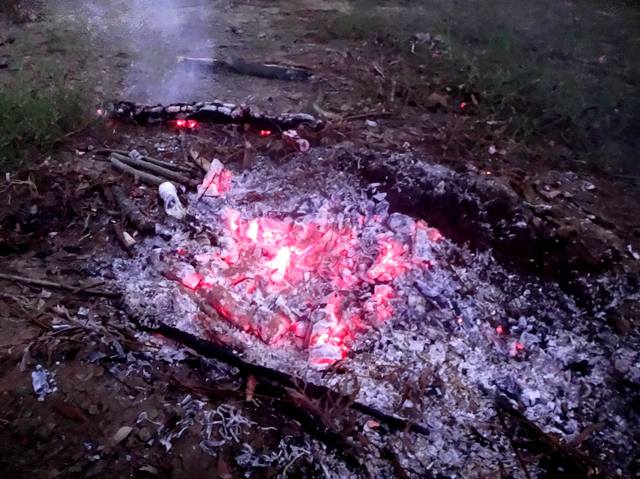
[145, 321, 430, 437]
[110, 185, 155, 235]
[109, 101, 322, 132]
[178, 56, 313, 81]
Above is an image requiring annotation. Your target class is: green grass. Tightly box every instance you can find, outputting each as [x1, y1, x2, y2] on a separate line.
[318, 0, 640, 172]
[0, 68, 91, 169]
[0, 5, 115, 171]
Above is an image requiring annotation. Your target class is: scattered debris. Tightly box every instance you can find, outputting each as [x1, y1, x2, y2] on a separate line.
[31, 365, 56, 401]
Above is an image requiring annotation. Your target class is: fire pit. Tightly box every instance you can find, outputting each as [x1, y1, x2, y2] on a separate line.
[108, 146, 638, 477]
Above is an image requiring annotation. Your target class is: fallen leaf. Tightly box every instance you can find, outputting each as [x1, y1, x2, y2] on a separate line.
[424, 92, 448, 109]
[216, 456, 233, 479]
[245, 374, 256, 402]
[53, 399, 87, 423]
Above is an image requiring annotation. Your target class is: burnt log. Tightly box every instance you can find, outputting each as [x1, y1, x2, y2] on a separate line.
[145, 321, 430, 437]
[178, 56, 313, 82]
[111, 185, 155, 234]
[110, 101, 322, 132]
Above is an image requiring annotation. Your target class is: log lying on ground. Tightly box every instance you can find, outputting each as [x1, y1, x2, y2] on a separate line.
[178, 56, 313, 81]
[111, 185, 156, 234]
[110, 101, 322, 131]
[146, 321, 430, 436]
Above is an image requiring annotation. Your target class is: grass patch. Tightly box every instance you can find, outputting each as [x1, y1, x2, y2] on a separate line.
[319, 0, 640, 171]
[0, 67, 92, 170]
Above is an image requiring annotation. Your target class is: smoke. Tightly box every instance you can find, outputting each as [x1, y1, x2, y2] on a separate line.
[68, 0, 215, 103]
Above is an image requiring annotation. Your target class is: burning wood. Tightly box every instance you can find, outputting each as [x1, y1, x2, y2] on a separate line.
[109, 101, 322, 131]
[118, 154, 438, 368]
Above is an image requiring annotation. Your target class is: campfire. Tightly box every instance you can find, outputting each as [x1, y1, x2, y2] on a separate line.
[115, 147, 442, 368]
[167, 166, 440, 367]
[86, 103, 636, 477]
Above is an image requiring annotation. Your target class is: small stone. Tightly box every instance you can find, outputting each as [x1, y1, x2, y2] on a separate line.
[112, 426, 133, 445]
[139, 465, 158, 475]
[137, 426, 153, 443]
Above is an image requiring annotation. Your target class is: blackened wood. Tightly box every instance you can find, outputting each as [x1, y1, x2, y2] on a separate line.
[147, 321, 430, 436]
[179, 56, 313, 81]
[112, 222, 134, 257]
[111, 185, 156, 234]
[110, 100, 322, 131]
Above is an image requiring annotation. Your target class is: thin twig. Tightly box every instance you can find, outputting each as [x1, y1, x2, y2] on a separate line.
[0, 273, 120, 298]
[343, 111, 393, 122]
[497, 408, 532, 479]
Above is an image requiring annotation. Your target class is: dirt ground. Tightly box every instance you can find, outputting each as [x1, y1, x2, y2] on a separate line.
[1, 1, 639, 478]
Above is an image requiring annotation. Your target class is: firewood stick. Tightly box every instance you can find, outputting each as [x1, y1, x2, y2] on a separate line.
[177, 56, 225, 67]
[145, 321, 430, 436]
[178, 56, 313, 81]
[111, 185, 156, 234]
[95, 149, 196, 173]
[110, 153, 195, 185]
[109, 156, 176, 186]
[137, 155, 196, 174]
[0, 273, 120, 298]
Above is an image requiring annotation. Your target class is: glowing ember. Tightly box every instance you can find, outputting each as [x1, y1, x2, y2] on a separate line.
[164, 161, 442, 367]
[258, 129, 272, 137]
[173, 118, 199, 129]
[181, 271, 203, 290]
[266, 246, 292, 283]
[367, 238, 408, 281]
[198, 159, 233, 198]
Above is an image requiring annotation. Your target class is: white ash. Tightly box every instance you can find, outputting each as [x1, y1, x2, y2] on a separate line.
[106, 150, 640, 477]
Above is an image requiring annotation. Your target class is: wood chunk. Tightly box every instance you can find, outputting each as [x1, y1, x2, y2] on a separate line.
[111, 185, 156, 235]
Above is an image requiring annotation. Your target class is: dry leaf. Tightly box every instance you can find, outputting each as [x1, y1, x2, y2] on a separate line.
[425, 92, 448, 109]
[245, 374, 256, 402]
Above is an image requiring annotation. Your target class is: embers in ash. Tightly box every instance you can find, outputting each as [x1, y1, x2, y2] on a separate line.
[168, 173, 440, 367]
